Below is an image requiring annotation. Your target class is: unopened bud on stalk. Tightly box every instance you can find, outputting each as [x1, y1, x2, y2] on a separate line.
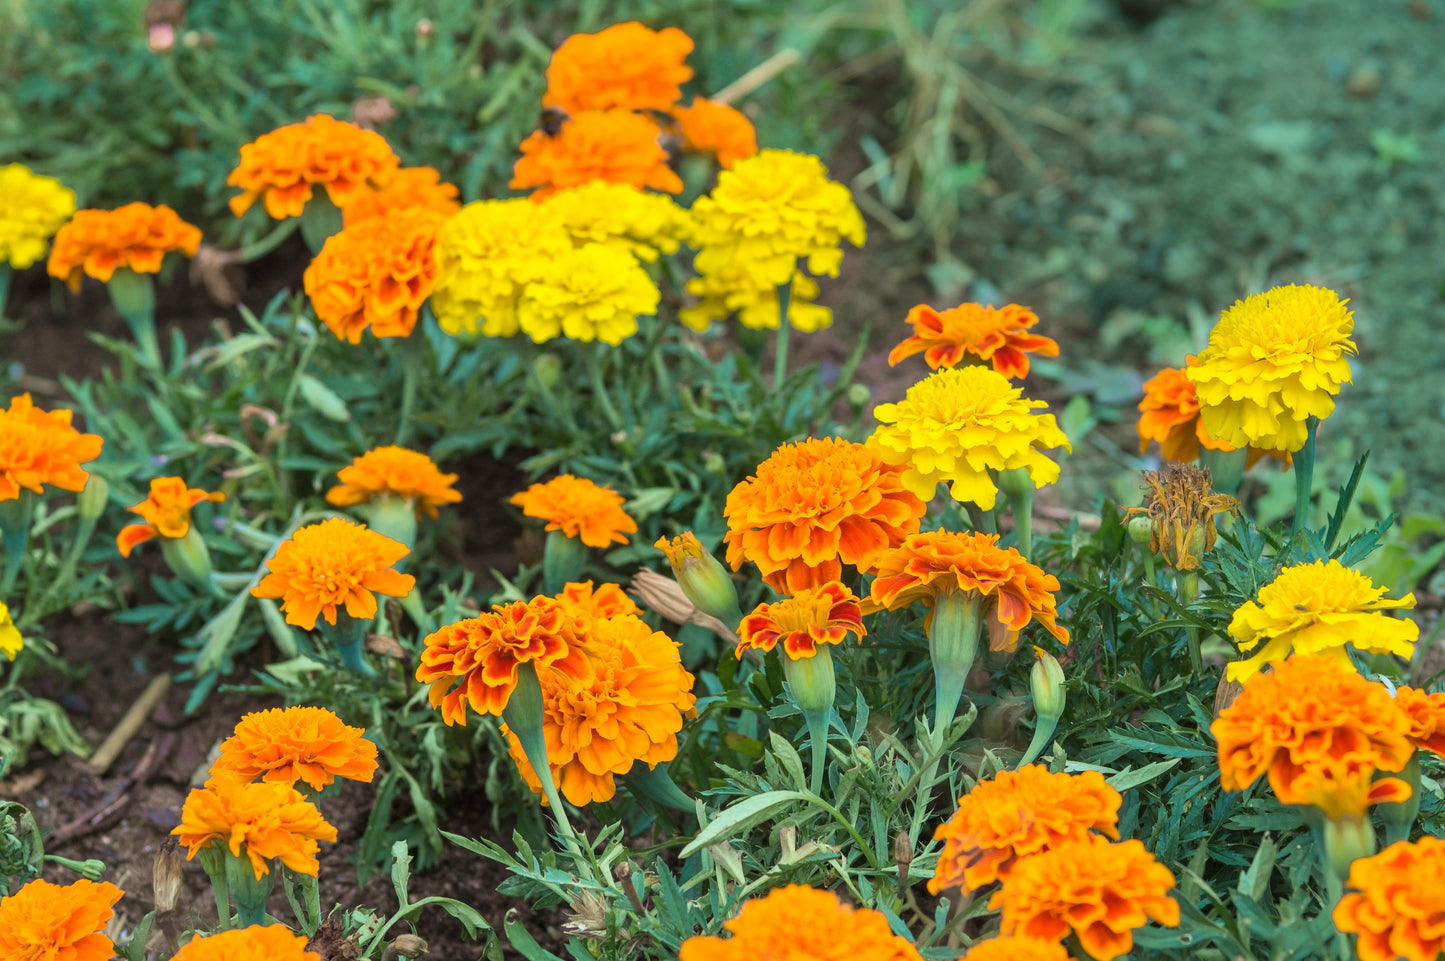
[654, 532, 742, 628]
[1019, 647, 1065, 767]
[1127, 516, 1153, 546]
[533, 353, 562, 389]
[46, 855, 106, 882]
[78, 475, 109, 520]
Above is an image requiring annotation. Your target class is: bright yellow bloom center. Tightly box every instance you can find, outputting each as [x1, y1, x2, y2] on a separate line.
[0, 163, 76, 269]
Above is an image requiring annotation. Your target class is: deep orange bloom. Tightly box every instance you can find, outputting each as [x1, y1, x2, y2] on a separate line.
[1286, 759, 1411, 821]
[227, 114, 400, 219]
[340, 166, 461, 226]
[678, 884, 924, 961]
[250, 517, 414, 631]
[543, 22, 694, 114]
[962, 939, 1071, 961]
[724, 437, 927, 594]
[1333, 836, 1445, 961]
[1137, 357, 1288, 467]
[117, 476, 224, 556]
[0, 878, 124, 961]
[303, 206, 444, 344]
[992, 836, 1180, 961]
[172, 925, 322, 961]
[325, 446, 461, 519]
[672, 98, 758, 168]
[511, 110, 683, 199]
[1396, 685, 1445, 757]
[555, 579, 640, 626]
[172, 778, 337, 879]
[416, 596, 577, 724]
[46, 202, 200, 291]
[888, 302, 1059, 379]
[510, 474, 638, 548]
[211, 706, 379, 791]
[737, 582, 866, 660]
[930, 766, 1120, 894]
[0, 393, 103, 501]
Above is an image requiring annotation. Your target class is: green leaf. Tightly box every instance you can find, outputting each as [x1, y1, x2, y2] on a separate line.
[1238, 833, 1277, 903]
[679, 790, 813, 858]
[298, 374, 351, 422]
[504, 907, 566, 961]
[1105, 757, 1182, 792]
[390, 841, 411, 907]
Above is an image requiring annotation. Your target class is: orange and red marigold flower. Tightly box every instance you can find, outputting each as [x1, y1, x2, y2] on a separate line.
[511, 109, 683, 200]
[172, 778, 337, 879]
[737, 582, 865, 660]
[250, 517, 414, 631]
[0, 878, 124, 961]
[1333, 835, 1445, 961]
[171, 925, 322, 961]
[672, 98, 758, 168]
[510, 474, 638, 548]
[678, 884, 924, 961]
[211, 705, 379, 792]
[326, 445, 461, 519]
[1137, 357, 1288, 468]
[340, 165, 460, 227]
[117, 476, 224, 556]
[1396, 685, 1445, 757]
[0, 392, 103, 501]
[46, 202, 200, 291]
[888, 302, 1059, 379]
[228, 114, 400, 220]
[543, 21, 694, 115]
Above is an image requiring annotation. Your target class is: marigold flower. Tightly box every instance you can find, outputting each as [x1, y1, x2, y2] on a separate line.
[1212, 654, 1414, 802]
[962, 939, 1071, 961]
[511, 110, 682, 199]
[930, 766, 1120, 894]
[517, 242, 659, 345]
[211, 706, 379, 791]
[555, 580, 640, 624]
[1396, 686, 1445, 757]
[0, 163, 76, 269]
[325, 446, 460, 519]
[737, 582, 865, 660]
[1224, 558, 1417, 683]
[1122, 462, 1238, 572]
[723, 437, 926, 594]
[339, 166, 460, 226]
[510, 474, 637, 549]
[0, 601, 21, 660]
[172, 778, 337, 879]
[543, 22, 694, 115]
[171, 925, 322, 961]
[888, 302, 1059, 378]
[227, 114, 400, 219]
[1287, 759, 1411, 821]
[46, 203, 200, 291]
[1137, 358, 1289, 468]
[678, 884, 924, 961]
[416, 596, 577, 724]
[0, 393, 104, 501]
[680, 266, 832, 332]
[1333, 836, 1445, 961]
[116, 476, 224, 557]
[541, 180, 693, 262]
[869, 366, 1071, 510]
[1188, 284, 1356, 452]
[0, 878, 123, 961]
[250, 517, 414, 631]
[672, 98, 758, 168]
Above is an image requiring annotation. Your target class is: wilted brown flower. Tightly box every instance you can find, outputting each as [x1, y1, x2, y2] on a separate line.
[1123, 463, 1237, 571]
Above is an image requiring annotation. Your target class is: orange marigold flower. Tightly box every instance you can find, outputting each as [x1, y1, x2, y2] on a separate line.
[416, 596, 577, 724]
[672, 98, 758, 168]
[303, 206, 445, 344]
[888, 302, 1059, 379]
[1137, 358, 1288, 468]
[737, 582, 866, 660]
[227, 114, 400, 219]
[0, 878, 124, 961]
[555, 580, 640, 624]
[0, 393, 103, 501]
[505, 611, 695, 805]
[46, 202, 200, 291]
[250, 517, 414, 631]
[1287, 758, 1411, 821]
[1396, 685, 1445, 757]
[1333, 836, 1445, 961]
[723, 437, 927, 594]
[678, 884, 924, 961]
[1211, 654, 1414, 803]
[172, 778, 337, 879]
[211, 706, 379, 791]
[172, 925, 322, 961]
[116, 476, 224, 557]
[993, 836, 1179, 961]
[511, 110, 683, 200]
[340, 166, 461, 227]
[962, 938, 1071, 961]
[543, 22, 694, 115]
[930, 765, 1120, 894]
[509, 474, 637, 549]
[325, 446, 461, 519]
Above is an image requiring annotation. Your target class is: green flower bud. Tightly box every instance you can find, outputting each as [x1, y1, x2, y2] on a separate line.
[654, 531, 741, 627]
[78, 475, 109, 521]
[1029, 647, 1066, 724]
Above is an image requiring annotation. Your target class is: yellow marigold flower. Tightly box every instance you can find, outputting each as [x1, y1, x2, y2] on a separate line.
[992, 836, 1179, 961]
[541, 181, 693, 262]
[543, 22, 694, 115]
[1396, 686, 1445, 757]
[510, 474, 637, 549]
[678, 884, 924, 961]
[172, 925, 322, 961]
[227, 114, 400, 219]
[679, 266, 832, 332]
[737, 582, 865, 660]
[0, 878, 124, 961]
[505, 611, 695, 806]
[511, 110, 683, 199]
[430, 199, 573, 337]
[249, 517, 414, 631]
[1333, 836, 1445, 961]
[888, 302, 1059, 379]
[930, 766, 1120, 894]
[0, 392, 104, 501]
[1211, 654, 1414, 803]
[416, 596, 577, 724]
[1188, 284, 1356, 452]
[211, 705, 379, 791]
[1224, 558, 1417, 683]
[339, 165, 460, 227]
[325, 446, 460, 519]
[0, 601, 21, 660]
[1122, 463, 1238, 572]
[1137, 358, 1290, 468]
[962, 938, 1071, 961]
[172, 778, 337, 879]
[0, 163, 76, 269]
[672, 98, 759, 169]
[46, 203, 200, 291]
[116, 476, 224, 557]
[723, 437, 927, 594]
[517, 242, 659, 345]
[868, 366, 1071, 510]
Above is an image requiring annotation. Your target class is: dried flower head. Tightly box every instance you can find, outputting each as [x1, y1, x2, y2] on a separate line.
[326, 446, 461, 519]
[340, 166, 460, 226]
[517, 243, 659, 345]
[672, 98, 758, 168]
[116, 476, 224, 556]
[0, 393, 104, 501]
[227, 114, 400, 219]
[678, 884, 924, 961]
[541, 181, 693, 262]
[737, 582, 866, 660]
[511, 110, 682, 199]
[510, 474, 637, 548]
[46, 203, 200, 291]
[173, 778, 337, 878]
[250, 517, 414, 631]
[0, 878, 123, 961]
[0, 163, 76, 269]
[211, 706, 379, 791]
[888, 302, 1059, 378]
[543, 22, 694, 114]
[171, 925, 323, 961]
[0, 601, 21, 660]
[1122, 463, 1238, 571]
[962, 939, 1072, 961]
[1396, 686, 1445, 757]
[1333, 836, 1445, 961]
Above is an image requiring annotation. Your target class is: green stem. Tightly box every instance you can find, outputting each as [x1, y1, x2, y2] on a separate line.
[1179, 571, 1202, 676]
[0, 265, 10, 318]
[771, 280, 793, 391]
[780, 647, 837, 796]
[1292, 417, 1319, 540]
[237, 218, 300, 263]
[503, 663, 576, 845]
[393, 332, 425, 446]
[586, 345, 624, 432]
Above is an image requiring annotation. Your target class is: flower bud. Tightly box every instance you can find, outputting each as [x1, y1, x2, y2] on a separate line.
[159, 524, 215, 589]
[153, 839, 184, 913]
[78, 475, 109, 521]
[847, 383, 871, 408]
[533, 353, 562, 389]
[1029, 647, 1066, 724]
[1127, 515, 1153, 546]
[654, 532, 741, 627]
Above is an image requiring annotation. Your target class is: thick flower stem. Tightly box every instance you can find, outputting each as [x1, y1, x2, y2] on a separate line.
[771, 280, 793, 391]
[586, 345, 624, 433]
[300, 193, 343, 253]
[0, 265, 10, 317]
[998, 467, 1034, 560]
[197, 846, 232, 930]
[237, 217, 300, 263]
[318, 611, 376, 677]
[1380, 754, 1422, 845]
[623, 763, 696, 813]
[542, 530, 588, 595]
[1178, 571, 1203, 676]
[1292, 417, 1319, 539]
[0, 492, 35, 598]
[1199, 447, 1247, 497]
[106, 267, 161, 368]
[781, 647, 836, 796]
[929, 591, 983, 735]
[392, 331, 426, 447]
[503, 662, 576, 844]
